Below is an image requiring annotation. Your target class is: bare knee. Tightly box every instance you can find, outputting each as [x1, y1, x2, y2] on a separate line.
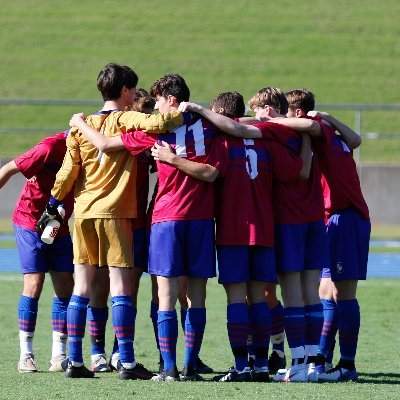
[22, 273, 45, 298]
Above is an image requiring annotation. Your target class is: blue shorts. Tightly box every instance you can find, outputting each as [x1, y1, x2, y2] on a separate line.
[327, 208, 370, 281]
[14, 224, 73, 274]
[133, 228, 149, 272]
[275, 220, 328, 273]
[148, 219, 216, 278]
[217, 245, 276, 284]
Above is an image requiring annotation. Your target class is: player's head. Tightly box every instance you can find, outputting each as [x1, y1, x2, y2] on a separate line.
[150, 73, 190, 112]
[129, 88, 156, 114]
[248, 87, 288, 119]
[285, 88, 315, 118]
[97, 63, 138, 103]
[210, 92, 245, 118]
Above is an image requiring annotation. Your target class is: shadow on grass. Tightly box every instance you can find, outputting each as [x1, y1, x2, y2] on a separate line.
[357, 372, 400, 384]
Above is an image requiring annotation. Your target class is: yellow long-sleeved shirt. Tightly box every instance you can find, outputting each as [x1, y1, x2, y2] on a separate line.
[51, 110, 184, 219]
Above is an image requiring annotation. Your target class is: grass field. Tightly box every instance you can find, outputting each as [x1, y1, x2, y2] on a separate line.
[0, 0, 399, 161]
[0, 275, 399, 400]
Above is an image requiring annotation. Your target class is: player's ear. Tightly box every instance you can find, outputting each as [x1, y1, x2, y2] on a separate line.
[167, 95, 176, 106]
[295, 108, 303, 117]
[217, 107, 225, 115]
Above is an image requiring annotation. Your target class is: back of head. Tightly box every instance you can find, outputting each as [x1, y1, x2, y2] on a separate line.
[210, 91, 245, 118]
[150, 73, 190, 103]
[130, 88, 156, 113]
[248, 87, 288, 115]
[285, 88, 315, 114]
[97, 63, 139, 101]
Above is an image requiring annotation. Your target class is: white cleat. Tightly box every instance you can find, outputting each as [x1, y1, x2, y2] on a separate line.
[274, 363, 307, 382]
[306, 362, 318, 382]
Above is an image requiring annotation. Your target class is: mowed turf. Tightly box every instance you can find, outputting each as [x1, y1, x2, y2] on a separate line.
[0, 275, 399, 400]
[0, 0, 399, 161]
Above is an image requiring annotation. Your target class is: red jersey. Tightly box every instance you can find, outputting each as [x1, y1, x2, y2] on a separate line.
[313, 119, 369, 220]
[255, 122, 325, 224]
[12, 132, 74, 236]
[216, 136, 302, 246]
[121, 115, 228, 223]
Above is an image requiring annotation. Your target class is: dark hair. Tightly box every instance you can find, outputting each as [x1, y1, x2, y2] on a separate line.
[97, 63, 138, 101]
[248, 87, 288, 115]
[285, 88, 315, 114]
[130, 88, 156, 113]
[150, 73, 190, 103]
[209, 92, 245, 118]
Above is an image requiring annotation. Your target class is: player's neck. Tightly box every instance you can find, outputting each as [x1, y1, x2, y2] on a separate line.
[102, 99, 126, 112]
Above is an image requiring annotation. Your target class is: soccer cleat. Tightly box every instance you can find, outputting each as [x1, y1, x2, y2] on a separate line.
[317, 366, 358, 382]
[180, 365, 205, 381]
[273, 363, 307, 382]
[325, 362, 333, 370]
[268, 351, 286, 374]
[196, 356, 214, 374]
[152, 366, 180, 382]
[109, 353, 122, 371]
[18, 353, 37, 373]
[49, 354, 67, 372]
[91, 354, 111, 372]
[253, 366, 270, 382]
[306, 362, 318, 382]
[65, 361, 95, 378]
[219, 367, 253, 382]
[119, 363, 154, 380]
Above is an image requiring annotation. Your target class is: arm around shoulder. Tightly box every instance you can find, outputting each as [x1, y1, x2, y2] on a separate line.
[0, 160, 19, 189]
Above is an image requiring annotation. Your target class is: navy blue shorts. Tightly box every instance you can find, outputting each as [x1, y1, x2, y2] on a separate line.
[275, 220, 328, 273]
[217, 245, 276, 284]
[133, 228, 149, 272]
[327, 208, 370, 281]
[148, 219, 216, 278]
[14, 224, 73, 274]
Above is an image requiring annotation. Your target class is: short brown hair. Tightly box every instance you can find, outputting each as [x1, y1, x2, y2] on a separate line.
[209, 91, 245, 118]
[130, 88, 156, 113]
[150, 74, 190, 103]
[285, 88, 315, 114]
[248, 87, 288, 115]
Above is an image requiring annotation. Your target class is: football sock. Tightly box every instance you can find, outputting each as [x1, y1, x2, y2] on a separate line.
[304, 303, 324, 360]
[319, 299, 338, 357]
[111, 296, 135, 367]
[158, 310, 178, 371]
[67, 295, 90, 363]
[227, 303, 250, 371]
[284, 306, 305, 362]
[18, 295, 38, 357]
[88, 306, 108, 356]
[150, 301, 160, 352]
[249, 302, 271, 369]
[51, 296, 69, 357]
[183, 308, 206, 368]
[337, 299, 360, 361]
[180, 307, 187, 331]
[270, 301, 285, 357]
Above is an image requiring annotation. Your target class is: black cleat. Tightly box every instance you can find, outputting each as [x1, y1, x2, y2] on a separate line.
[218, 367, 253, 382]
[65, 362, 95, 378]
[195, 356, 214, 374]
[119, 363, 154, 380]
[152, 366, 180, 381]
[253, 366, 270, 382]
[180, 365, 205, 381]
[268, 351, 286, 375]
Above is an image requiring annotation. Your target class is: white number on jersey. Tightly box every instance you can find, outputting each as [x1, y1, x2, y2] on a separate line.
[243, 138, 258, 179]
[174, 119, 206, 158]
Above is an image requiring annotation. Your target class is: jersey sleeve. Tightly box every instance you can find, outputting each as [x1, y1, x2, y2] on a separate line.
[204, 135, 229, 177]
[269, 141, 303, 183]
[121, 131, 156, 156]
[51, 131, 81, 201]
[116, 111, 192, 134]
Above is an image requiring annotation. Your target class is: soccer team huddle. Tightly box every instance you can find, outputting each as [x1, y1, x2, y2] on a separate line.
[0, 63, 370, 383]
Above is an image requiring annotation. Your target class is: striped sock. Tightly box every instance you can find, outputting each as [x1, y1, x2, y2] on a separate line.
[18, 295, 38, 356]
[183, 308, 206, 368]
[158, 310, 178, 371]
[284, 306, 305, 362]
[304, 303, 324, 359]
[319, 299, 338, 357]
[51, 297, 69, 357]
[337, 299, 360, 361]
[270, 301, 285, 356]
[150, 301, 160, 351]
[249, 302, 271, 369]
[88, 306, 108, 355]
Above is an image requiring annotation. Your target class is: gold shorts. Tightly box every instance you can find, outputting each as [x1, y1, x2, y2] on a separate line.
[73, 218, 133, 267]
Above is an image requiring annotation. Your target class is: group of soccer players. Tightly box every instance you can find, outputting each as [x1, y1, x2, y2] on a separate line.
[0, 62, 370, 383]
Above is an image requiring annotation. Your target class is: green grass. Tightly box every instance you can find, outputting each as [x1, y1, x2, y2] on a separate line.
[0, 0, 399, 161]
[0, 276, 399, 399]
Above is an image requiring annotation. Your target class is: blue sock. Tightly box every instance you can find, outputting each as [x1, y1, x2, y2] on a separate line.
[337, 299, 360, 361]
[51, 297, 69, 335]
[270, 301, 285, 355]
[249, 302, 271, 369]
[319, 299, 338, 358]
[150, 301, 160, 351]
[111, 295, 135, 365]
[180, 307, 187, 331]
[183, 308, 206, 368]
[88, 306, 108, 355]
[284, 307, 305, 361]
[158, 310, 178, 371]
[227, 303, 250, 371]
[18, 295, 38, 333]
[67, 295, 90, 363]
[304, 303, 324, 358]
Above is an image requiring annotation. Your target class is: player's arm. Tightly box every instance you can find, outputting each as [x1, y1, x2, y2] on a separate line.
[178, 102, 262, 138]
[69, 113, 124, 152]
[151, 141, 219, 182]
[0, 160, 19, 189]
[270, 117, 321, 137]
[307, 110, 362, 149]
